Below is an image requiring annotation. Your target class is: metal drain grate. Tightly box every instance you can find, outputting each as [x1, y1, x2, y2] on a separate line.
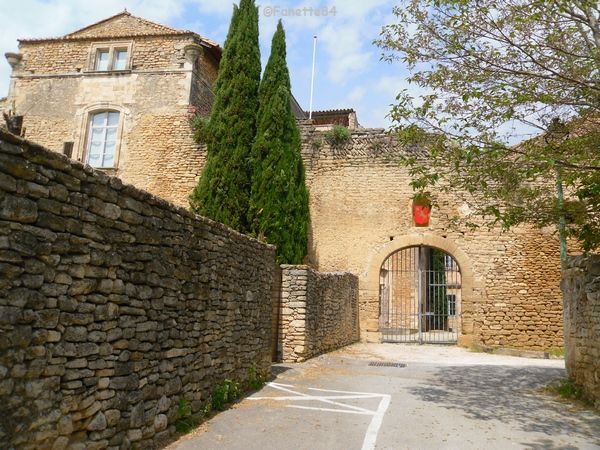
[368, 361, 406, 368]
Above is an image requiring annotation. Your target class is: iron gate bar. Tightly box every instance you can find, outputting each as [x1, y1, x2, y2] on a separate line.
[379, 245, 461, 344]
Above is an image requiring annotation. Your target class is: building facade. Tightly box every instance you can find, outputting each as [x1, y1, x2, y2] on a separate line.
[1, 11, 220, 206]
[1, 12, 564, 349]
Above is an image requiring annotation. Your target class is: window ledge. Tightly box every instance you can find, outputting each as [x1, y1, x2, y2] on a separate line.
[83, 69, 132, 75]
[94, 167, 118, 175]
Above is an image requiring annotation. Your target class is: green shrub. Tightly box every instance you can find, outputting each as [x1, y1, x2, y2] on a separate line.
[552, 378, 585, 400]
[175, 398, 195, 434]
[324, 125, 351, 146]
[247, 362, 266, 390]
[211, 379, 241, 411]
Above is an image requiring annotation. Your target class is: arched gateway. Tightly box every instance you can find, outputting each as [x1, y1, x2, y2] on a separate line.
[364, 234, 478, 346]
[379, 246, 461, 343]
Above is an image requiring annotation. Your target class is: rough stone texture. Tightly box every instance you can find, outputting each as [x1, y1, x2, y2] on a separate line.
[0, 130, 275, 449]
[561, 255, 600, 408]
[299, 124, 564, 349]
[3, 14, 218, 208]
[279, 265, 359, 362]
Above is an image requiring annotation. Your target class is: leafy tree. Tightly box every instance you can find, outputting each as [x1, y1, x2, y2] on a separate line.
[190, 0, 261, 232]
[376, 0, 600, 257]
[248, 21, 310, 264]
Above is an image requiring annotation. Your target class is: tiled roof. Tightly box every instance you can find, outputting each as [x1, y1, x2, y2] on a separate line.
[18, 10, 220, 51]
[64, 10, 183, 38]
[311, 108, 355, 116]
[310, 108, 356, 127]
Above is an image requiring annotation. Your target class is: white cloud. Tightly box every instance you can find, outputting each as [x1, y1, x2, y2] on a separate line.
[347, 86, 366, 103]
[318, 22, 371, 83]
[188, 0, 238, 16]
[376, 75, 434, 104]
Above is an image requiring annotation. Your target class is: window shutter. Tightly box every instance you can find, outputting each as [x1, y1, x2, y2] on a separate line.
[63, 141, 74, 158]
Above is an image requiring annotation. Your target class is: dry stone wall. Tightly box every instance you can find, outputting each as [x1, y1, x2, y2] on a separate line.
[561, 255, 600, 408]
[0, 130, 276, 449]
[279, 265, 359, 362]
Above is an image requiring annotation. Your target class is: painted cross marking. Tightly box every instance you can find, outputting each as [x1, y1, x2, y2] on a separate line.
[249, 382, 391, 450]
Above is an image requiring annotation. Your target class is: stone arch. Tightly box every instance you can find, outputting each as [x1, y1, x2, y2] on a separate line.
[362, 233, 481, 345]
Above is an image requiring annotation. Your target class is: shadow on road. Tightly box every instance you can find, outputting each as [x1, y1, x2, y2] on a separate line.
[409, 365, 600, 444]
[271, 364, 294, 376]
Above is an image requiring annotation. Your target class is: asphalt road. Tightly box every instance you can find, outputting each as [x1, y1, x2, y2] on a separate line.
[167, 344, 600, 450]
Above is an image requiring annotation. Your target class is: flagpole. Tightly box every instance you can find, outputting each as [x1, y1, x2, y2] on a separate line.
[309, 35, 317, 120]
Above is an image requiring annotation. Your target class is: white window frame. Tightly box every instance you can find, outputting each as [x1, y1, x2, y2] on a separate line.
[85, 110, 122, 169]
[89, 42, 132, 71]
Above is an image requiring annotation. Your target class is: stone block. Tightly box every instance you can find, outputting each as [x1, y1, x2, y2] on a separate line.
[0, 195, 37, 223]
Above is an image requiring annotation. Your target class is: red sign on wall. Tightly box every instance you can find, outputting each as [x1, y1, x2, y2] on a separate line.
[413, 204, 430, 227]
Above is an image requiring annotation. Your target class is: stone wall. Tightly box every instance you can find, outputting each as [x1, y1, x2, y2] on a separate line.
[17, 35, 208, 74]
[299, 123, 564, 349]
[0, 130, 276, 449]
[561, 255, 600, 408]
[279, 265, 359, 362]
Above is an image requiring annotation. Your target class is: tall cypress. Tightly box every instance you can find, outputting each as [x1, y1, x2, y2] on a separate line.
[190, 0, 261, 232]
[249, 21, 310, 264]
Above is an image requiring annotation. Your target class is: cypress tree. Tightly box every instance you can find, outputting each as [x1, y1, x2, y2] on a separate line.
[190, 0, 261, 232]
[249, 21, 310, 264]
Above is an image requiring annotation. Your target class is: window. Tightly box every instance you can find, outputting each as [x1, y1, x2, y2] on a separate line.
[95, 50, 110, 71]
[91, 44, 131, 71]
[86, 111, 119, 168]
[447, 294, 457, 316]
[113, 49, 128, 70]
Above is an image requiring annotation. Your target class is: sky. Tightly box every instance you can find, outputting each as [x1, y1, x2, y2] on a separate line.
[0, 0, 411, 129]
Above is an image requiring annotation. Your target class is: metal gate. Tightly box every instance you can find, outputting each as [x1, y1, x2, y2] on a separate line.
[379, 246, 461, 344]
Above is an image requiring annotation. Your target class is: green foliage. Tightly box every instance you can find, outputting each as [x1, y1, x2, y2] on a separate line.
[190, 0, 261, 232]
[311, 138, 323, 150]
[555, 379, 584, 399]
[174, 363, 265, 434]
[324, 125, 351, 146]
[175, 398, 196, 434]
[412, 191, 432, 206]
[376, 1, 600, 252]
[547, 378, 592, 406]
[248, 21, 310, 264]
[211, 379, 241, 411]
[247, 362, 267, 390]
[429, 249, 448, 328]
[192, 115, 210, 144]
[545, 347, 565, 358]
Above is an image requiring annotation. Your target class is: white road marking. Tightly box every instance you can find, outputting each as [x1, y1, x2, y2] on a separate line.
[286, 405, 373, 415]
[250, 394, 375, 401]
[266, 382, 372, 413]
[249, 382, 391, 450]
[361, 392, 391, 450]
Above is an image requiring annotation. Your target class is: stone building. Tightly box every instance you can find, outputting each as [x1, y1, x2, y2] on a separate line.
[1, 12, 564, 349]
[1, 10, 220, 206]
